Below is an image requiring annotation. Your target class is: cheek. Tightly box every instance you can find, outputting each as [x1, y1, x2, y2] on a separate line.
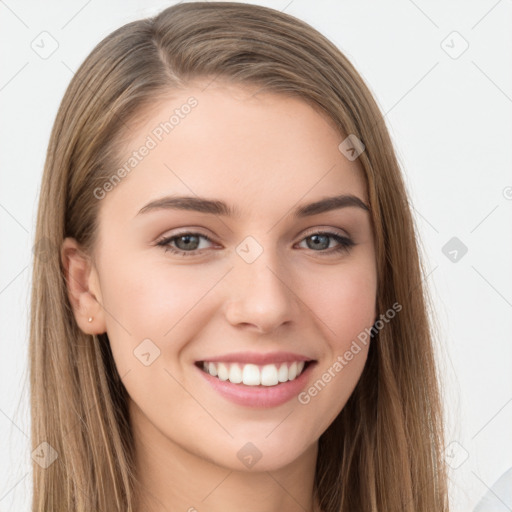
[100, 253, 217, 334]
[295, 265, 376, 435]
[310, 261, 377, 349]
[97, 255, 214, 417]
[97, 251, 223, 377]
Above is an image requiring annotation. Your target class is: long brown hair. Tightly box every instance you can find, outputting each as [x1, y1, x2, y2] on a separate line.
[30, 2, 449, 510]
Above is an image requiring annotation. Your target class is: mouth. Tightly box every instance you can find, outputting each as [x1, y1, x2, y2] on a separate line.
[194, 360, 315, 387]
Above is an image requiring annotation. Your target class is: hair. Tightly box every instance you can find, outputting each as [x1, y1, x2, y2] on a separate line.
[29, 2, 449, 511]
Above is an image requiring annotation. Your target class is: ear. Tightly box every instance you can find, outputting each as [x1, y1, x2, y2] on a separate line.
[61, 237, 107, 335]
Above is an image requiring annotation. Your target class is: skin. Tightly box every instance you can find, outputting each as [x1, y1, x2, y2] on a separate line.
[62, 80, 377, 512]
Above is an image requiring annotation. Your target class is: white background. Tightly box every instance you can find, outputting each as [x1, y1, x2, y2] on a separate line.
[1, 1, 511, 511]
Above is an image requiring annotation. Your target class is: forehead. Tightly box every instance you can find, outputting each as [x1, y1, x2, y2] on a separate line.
[101, 82, 368, 218]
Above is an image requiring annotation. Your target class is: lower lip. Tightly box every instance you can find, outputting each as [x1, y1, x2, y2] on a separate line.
[195, 362, 316, 408]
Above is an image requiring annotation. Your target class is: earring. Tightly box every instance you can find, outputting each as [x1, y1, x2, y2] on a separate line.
[88, 317, 93, 323]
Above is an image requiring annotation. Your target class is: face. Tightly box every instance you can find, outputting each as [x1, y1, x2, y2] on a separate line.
[68, 81, 377, 473]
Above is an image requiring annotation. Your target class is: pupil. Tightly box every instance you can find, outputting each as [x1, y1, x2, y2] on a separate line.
[177, 235, 199, 250]
[309, 234, 328, 250]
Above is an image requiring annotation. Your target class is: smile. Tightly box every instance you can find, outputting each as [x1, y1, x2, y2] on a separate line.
[197, 360, 310, 386]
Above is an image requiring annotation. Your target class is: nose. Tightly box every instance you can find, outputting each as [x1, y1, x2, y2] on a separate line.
[222, 247, 301, 334]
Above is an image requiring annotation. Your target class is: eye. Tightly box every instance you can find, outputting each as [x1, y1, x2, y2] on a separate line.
[156, 229, 354, 257]
[296, 231, 355, 255]
[156, 232, 215, 256]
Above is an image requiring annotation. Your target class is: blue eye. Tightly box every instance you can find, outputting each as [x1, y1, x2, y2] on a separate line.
[156, 232, 214, 256]
[156, 231, 354, 257]
[298, 232, 355, 254]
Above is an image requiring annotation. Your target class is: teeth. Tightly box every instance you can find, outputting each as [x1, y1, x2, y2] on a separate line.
[288, 362, 298, 380]
[229, 363, 243, 384]
[207, 362, 217, 377]
[243, 364, 260, 385]
[260, 364, 278, 386]
[217, 363, 229, 381]
[278, 363, 289, 383]
[201, 360, 307, 386]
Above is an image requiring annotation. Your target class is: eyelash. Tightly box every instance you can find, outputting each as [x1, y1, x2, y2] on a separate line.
[155, 230, 355, 257]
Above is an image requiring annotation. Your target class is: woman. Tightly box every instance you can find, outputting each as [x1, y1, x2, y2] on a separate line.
[30, 2, 449, 510]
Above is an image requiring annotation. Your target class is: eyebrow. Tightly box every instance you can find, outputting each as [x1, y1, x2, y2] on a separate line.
[136, 194, 370, 218]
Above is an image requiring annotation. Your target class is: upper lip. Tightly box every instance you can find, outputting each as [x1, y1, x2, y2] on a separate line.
[196, 351, 315, 365]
